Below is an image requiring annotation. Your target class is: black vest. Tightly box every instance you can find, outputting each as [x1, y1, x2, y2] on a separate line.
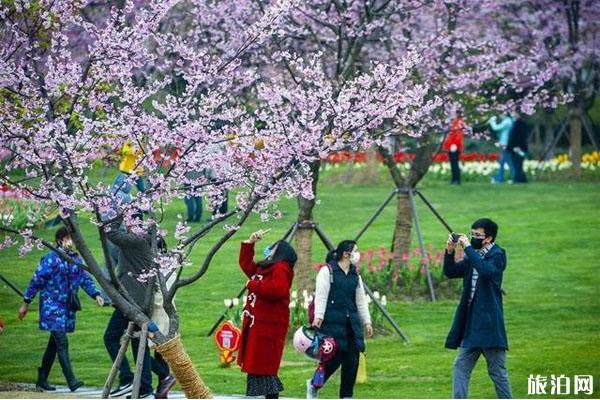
[320, 262, 365, 352]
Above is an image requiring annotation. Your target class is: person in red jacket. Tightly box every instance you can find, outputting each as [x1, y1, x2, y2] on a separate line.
[443, 110, 465, 185]
[238, 230, 297, 399]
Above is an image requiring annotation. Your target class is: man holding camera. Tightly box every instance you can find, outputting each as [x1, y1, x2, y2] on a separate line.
[444, 218, 512, 399]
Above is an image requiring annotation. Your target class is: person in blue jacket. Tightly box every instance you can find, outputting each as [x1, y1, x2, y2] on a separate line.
[18, 227, 104, 392]
[489, 114, 515, 184]
[444, 218, 512, 399]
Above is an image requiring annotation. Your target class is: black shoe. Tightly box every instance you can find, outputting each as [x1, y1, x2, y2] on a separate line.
[155, 375, 176, 399]
[69, 380, 84, 392]
[127, 390, 154, 398]
[36, 367, 56, 391]
[110, 382, 133, 397]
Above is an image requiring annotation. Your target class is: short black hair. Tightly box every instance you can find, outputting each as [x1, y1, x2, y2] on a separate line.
[55, 227, 71, 244]
[471, 218, 498, 241]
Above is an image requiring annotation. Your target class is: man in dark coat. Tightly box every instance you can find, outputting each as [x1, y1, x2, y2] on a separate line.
[507, 111, 531, 183]
[444, 218, 512, 399]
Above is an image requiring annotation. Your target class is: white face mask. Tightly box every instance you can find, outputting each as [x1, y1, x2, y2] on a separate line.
[61, 238, 74, 251]
[350, 251, 360, 265]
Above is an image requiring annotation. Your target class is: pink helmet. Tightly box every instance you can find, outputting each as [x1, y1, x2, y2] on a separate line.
[293, 326, 316, 355]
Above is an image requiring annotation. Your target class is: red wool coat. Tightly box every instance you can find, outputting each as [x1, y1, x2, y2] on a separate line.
[443, 117, 465, 153]
[237, 242, 294, 375]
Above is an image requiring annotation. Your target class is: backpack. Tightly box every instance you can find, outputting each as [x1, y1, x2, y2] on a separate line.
[307, 263, 334, 325]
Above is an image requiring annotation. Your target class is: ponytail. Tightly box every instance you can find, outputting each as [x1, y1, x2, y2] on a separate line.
[326, 240, 357, 263]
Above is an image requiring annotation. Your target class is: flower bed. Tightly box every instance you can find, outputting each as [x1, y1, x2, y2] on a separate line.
[353, 245, 462, 301]
[0, 185, 49, 230]
[321, 151, 600, 179]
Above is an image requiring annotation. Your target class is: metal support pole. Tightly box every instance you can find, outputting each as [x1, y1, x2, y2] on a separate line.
[207, 285, 247, 336]
[0, 273, 23, 297]
[414, 190, 453, 233]
[281, 222, 297, 242]
[131, 323, 148, 399]
[408, 190, 436, 302]
[537, 117, 570, 174]
[581, 113, 600, 152]
[313, 223, 335, 250]
[362, 281, 409, 343]
[354, 188, 398, 242]
[283, 223, 299, 243]
[102, 322, 135, 398]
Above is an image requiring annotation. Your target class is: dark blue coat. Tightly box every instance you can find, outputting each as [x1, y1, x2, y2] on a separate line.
[444, 244, 508, 350]
[24, 251, 100, 333]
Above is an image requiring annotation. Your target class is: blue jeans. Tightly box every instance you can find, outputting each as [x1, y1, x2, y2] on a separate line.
[184, 196, 203, 222]
[452, 347, 512, 399]
[493, 149, 515, 183]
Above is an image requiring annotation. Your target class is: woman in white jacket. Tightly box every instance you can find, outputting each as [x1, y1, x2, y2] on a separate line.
[308, 240, 372, 399]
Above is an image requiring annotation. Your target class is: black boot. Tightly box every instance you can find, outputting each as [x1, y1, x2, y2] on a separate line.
[36, 367, 56, 391]
[68, 380, 84, 392]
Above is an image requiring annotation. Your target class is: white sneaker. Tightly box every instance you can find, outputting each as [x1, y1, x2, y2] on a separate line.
[306, 379, 318, 399]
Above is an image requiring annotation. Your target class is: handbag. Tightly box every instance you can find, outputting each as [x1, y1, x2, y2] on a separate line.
[66, 265, 82, 312]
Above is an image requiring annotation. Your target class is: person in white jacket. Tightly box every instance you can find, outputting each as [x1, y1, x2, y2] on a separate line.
[308, 240, 372, 399]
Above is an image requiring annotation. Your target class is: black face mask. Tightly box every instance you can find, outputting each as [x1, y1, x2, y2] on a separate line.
[470, 238, 484, 249]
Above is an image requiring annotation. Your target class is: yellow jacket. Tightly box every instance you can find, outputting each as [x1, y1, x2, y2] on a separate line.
[119, 142, 143, 174]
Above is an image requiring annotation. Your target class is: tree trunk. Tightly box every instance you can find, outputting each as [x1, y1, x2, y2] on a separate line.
[379, 140, 437, 270]
[155, 335, 212, 399]
[570, 106, 582, 176]
[294, 160, 321, 294]
[390, 191, 413, 270]
[352, 145, 380, 184]
[543, 109, 555, 159]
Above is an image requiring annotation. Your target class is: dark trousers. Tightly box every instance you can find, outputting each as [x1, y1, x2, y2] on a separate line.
[40, 331, 77, 386]
[323, 324, 360, 398]
[510, 153, 527, 183]
[449, 151, 461, 184]
[213, 191, 228, 217]
[103, 308, 153, 393]
[152, 351, 170, 381]
[184, 196, 202, 222]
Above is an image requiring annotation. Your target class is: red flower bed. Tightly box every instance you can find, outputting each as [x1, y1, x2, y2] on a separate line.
[323, 151, 500, 164]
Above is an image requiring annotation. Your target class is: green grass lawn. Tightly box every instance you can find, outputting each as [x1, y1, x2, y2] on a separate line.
[1, 174, 599, 398]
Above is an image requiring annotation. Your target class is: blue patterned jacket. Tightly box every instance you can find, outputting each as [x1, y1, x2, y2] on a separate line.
[24, 250, 100, 332]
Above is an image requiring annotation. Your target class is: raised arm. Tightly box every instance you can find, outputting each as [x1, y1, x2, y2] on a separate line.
[489, 116, 513, 131]
[444, 251, 468, 279]
[239, 242, 258, 278]
[443, 234, 468, 279]
[105, 221, 145, 248]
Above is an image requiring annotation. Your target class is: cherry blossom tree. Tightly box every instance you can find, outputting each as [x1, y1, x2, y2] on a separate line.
[0, 0, 433, 394]
[475, 0, 600, 175]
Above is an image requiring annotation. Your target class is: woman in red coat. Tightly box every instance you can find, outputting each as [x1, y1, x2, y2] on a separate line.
[443, 110, 465, 185]
[238, 230, 296, 399]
